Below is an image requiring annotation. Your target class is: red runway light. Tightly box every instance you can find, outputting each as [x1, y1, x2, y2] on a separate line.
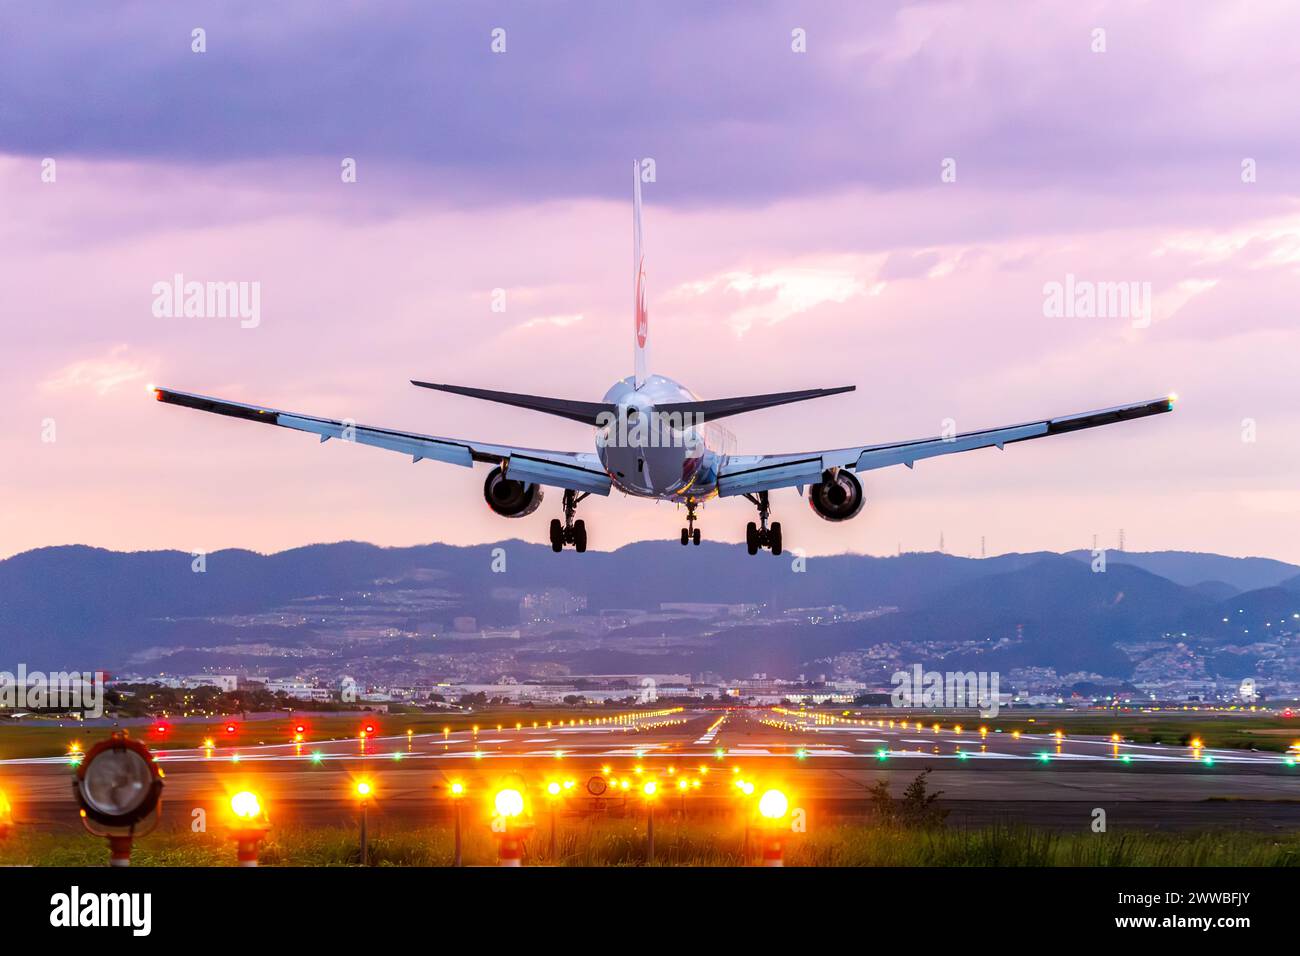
[294, 724, 306, 734]
[225, 723, 237, 735]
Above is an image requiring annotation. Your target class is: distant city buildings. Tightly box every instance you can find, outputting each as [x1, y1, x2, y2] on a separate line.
[521, 589, 588, 623]
[263, 678, 332, 702]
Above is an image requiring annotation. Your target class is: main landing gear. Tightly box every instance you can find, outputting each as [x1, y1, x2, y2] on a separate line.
[680, 499, 702, 546]
[744, 490, 782, 556]
[549, 489, 588, 552]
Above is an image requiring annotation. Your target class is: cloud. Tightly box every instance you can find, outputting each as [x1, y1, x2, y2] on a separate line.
[519, 313, 585, 330]
[43, 345, 153, 396]
[878, 250, 942, 280]
[3, 2, 1300, 204]
[670, 263, 870, 336]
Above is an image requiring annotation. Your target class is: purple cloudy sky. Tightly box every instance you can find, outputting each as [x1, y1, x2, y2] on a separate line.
[4, 1, 1299, 561]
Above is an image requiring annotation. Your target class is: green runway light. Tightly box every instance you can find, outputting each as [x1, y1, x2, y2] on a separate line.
[1285, 758, 1296, 767]
[1202, 756, 1214, 766]
[795, 748, 807, 759]
[1037, 752, 1050, 763]
[957, 751, 968, 761]
[876, 749, 888, 760]
[1121, 754, 1132, 764]
[715, 748, 725, 759]
[310, 751, 323, 764]
[392, 751, 403, 761]
[231, 753, 241, 763]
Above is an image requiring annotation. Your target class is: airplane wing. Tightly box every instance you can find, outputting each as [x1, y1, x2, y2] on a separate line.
[153, 387, 612, 496]
[716, 395, 1175, 498]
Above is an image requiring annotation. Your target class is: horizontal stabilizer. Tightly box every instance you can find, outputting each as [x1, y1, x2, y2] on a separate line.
[411, 381, 616, 425]
[656, 385, 854, 423]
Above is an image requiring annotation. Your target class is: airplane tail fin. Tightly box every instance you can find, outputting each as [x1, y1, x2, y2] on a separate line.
[633, 159, 649, 389]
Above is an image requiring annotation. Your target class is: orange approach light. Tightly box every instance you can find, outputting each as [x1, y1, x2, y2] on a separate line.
[758, 789, 789, 820]
[494, 788, 525, 818]
[230, 790, 262, 820]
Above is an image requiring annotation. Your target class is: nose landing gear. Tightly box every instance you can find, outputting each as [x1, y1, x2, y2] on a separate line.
[549, 489, 589, 552]
[743, 491, 782, 556]
[680, 498, 702, 546]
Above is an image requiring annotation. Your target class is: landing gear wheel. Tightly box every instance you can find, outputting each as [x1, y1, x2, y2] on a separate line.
[550, 490, 590, 553]
[744, 491, 784, 555]
[681, 498, 701, 549]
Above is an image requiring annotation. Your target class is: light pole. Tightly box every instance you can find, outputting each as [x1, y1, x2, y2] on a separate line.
[355, 780, 373, 866]
[642, 780, 658, 865]
[449, 781, 465, 867]
[545, 781, 562, 860]
[735, 778, 755, 861]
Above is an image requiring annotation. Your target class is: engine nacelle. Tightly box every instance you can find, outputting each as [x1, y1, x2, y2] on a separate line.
[807, 469, 865, 522]
[483, 466, 545, 518]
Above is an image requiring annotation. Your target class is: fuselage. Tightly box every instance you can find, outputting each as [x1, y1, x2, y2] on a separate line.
[596, 375, 722, 501]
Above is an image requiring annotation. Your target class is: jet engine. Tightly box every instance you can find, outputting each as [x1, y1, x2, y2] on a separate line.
[807, 469, 865, 521]
[483, 466, 545, 518]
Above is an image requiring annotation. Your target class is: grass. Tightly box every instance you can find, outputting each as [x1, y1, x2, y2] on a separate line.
[830, 711, 1300, 754]
[995, 716, 1300, 753]
[4, 820, 1298, 867]
[0, 707, 658, 760]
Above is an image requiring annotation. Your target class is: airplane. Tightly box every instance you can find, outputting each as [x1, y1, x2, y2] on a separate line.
[154, 160, 1175, 556]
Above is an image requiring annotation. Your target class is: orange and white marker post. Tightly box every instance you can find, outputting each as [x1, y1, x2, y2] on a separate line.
[107, 835, 134, 867]
[228, 791, 270, 866]
[491, 787, 532, 866]
[756, 789, 791, 867]
[760, 832, 785, 867]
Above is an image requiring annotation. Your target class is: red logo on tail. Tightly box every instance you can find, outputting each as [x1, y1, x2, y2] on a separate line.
[635, 257, 648, 348]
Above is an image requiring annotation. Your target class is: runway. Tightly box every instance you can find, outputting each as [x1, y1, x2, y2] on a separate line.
[6, 708, 1299, 832]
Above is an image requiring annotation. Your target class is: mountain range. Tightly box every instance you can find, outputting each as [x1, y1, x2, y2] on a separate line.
[1, 542, 1297, 679]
